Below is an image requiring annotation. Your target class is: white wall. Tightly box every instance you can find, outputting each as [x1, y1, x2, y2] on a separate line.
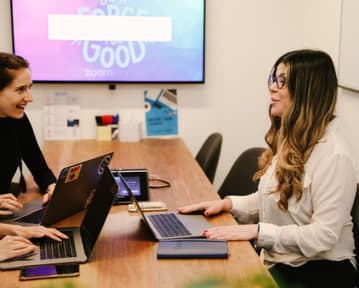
[1, 0, 359, 188]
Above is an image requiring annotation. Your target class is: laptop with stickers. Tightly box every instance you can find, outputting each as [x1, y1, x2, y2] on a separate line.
[0, 152, 113, 226]
[0, 165, 118, 270]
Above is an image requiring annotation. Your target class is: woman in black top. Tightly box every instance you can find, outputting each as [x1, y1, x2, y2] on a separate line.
[0, 53, 56, 215]
[0, 52, 56, 214]
[0, 52, 67, 261]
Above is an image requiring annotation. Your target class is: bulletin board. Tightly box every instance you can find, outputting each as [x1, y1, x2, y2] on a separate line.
[339, 0, 359, 92]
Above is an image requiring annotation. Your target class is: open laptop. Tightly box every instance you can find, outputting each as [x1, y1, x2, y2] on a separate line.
[0, 152, 113, 226]
[117, 173, 211, 240]
[0, 165, 118, 270]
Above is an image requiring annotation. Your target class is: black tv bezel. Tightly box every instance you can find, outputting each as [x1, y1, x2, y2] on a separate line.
[10, 0, 206, 85]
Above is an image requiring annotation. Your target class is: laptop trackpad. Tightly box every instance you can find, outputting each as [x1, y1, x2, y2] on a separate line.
[0, 198, 43, 221]
[176, 213, 211, 235]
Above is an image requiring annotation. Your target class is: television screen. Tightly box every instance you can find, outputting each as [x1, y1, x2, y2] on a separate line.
[10, 0, 205, 83]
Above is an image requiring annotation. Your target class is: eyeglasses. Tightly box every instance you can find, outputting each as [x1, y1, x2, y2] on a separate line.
[268, 74, 287, 90]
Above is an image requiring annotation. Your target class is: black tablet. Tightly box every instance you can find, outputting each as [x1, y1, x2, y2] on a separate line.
[111, 168, 149, 204]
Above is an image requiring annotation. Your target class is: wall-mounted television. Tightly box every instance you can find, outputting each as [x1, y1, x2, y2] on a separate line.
[10, 0, 205, 84]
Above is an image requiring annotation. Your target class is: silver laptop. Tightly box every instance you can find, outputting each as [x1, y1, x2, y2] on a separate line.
[0, 152, 113, 226]
[117, 173, 211, 240]
[0, 166, 118, 270]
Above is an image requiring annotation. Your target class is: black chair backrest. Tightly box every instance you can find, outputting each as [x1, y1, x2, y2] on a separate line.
[218, 147, 265, 199]
[195, 133, 223, 183]
[351, 183, 359, 284]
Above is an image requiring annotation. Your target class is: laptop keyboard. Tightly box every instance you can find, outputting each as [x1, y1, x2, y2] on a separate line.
[16, 208, 45, 224]
[32, 231, 77, 259]
[147, 213, 191, 238]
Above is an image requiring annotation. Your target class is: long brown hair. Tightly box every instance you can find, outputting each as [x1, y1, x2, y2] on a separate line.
[254, 49, 338, 211]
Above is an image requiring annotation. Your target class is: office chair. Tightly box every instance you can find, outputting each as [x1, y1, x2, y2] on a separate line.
[351, 183, 359, 286]
[218, 147, 266, 199]
[195, 133, 223, 183]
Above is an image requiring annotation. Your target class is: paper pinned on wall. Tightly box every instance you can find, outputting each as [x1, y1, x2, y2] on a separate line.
[144, 89, 178, 137]
[43, 91, 81, 140]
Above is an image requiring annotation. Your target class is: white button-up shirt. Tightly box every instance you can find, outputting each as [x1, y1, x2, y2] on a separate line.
[229, 118, 358, 268]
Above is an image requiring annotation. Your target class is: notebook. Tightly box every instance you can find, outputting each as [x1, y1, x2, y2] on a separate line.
[117, 173, 211, 240]
[0, 152, 113, 226]
[0, 165, 118, 270]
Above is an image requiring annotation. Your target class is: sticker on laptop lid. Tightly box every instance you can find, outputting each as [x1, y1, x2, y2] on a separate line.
[64, 164, 82, 183]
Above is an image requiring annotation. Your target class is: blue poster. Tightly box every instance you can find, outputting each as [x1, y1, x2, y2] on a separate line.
[144, 89, 178, 136]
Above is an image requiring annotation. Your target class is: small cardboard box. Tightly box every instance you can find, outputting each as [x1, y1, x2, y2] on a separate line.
[96, 126, 112, 141]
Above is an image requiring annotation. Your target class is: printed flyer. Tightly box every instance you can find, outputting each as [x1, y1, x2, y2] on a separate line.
[144, 89, 178, 136]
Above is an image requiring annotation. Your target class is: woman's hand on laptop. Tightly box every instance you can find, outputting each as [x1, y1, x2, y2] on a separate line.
[42, 183, 56, 205]
[0, 193, 23, 216]
[0, 235, 37, 262]
[178, 198, 233, 216]
[9, 225, 69, 242]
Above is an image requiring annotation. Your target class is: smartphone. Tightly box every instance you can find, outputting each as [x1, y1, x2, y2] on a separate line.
[19, 264, 79, 280]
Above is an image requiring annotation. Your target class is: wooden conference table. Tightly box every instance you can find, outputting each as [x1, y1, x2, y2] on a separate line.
[1, 138, 276, 288]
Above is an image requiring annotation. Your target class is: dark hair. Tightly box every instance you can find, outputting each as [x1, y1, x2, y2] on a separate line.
[0, 52, 29, 91]
[255, 49, 338, 211]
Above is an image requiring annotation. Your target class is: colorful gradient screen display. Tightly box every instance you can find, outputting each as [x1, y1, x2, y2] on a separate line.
[11, 0, 205, 83]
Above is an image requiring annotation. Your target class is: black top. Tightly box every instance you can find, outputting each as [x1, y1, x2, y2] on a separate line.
[0, 113, 56, 195]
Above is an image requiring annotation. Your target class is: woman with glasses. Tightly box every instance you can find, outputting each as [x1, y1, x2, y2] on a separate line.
[179, 49, 357, 287]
